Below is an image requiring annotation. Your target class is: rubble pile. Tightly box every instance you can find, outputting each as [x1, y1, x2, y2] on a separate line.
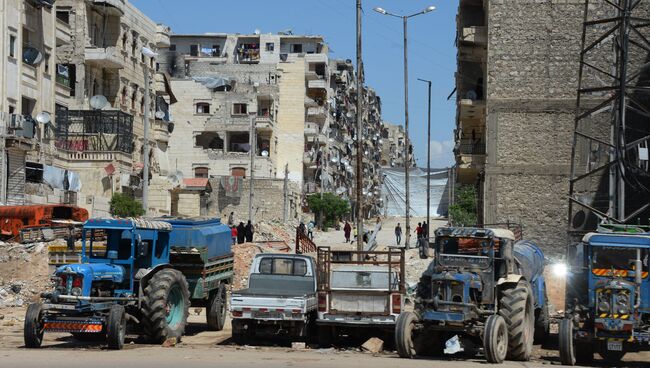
[232, 243, 267, 291]
[254, 220, 297, 245]
[0, 241, 51, 309]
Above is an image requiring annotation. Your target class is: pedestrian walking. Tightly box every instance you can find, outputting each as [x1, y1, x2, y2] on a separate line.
[227, 212, 234, 226]
[236, 222, 245, 244]
[395, 223, 402, 245]
[344, 221, 352, 243]
[298, 222, 306, 236]
[307, 221, 315, 240]
[245, 220, 254, 242]
[422, 221, 428, 239]
[353, 226, 358, 242]
[230, 226, 237, 245]
[416, 222, 423, 239]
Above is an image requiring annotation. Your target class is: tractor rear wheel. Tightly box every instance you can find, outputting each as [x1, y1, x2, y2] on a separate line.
[484, 314, 508, 363]
[106, 305, 126, 350]
[24, 303, 44, 348]
[395, 311, 419, 358]
[206, 283, 227, 331]
[141, 269, 190, 344]
[499, 280, 534, 361]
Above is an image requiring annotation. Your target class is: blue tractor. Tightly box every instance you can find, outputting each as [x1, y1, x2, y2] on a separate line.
[23, 217, 233, 349]
[559, 226, 650, 365]
[396, 226, 549, 363]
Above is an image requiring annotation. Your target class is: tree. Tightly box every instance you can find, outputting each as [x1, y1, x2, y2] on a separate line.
[110, 192, 145, 218]
[448, 185, 477, 226]
[306, 193, 351, 229]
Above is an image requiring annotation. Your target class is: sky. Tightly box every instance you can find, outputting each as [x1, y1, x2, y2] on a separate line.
[132, 0, 458, 169]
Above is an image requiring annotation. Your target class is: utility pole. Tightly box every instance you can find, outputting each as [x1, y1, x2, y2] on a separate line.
[283, 163, 289, 222]
[248, 113, 256, 223]
[418, 78, 432, 238]
[356, 0, 364, 253]
[142, 65, 150, 215]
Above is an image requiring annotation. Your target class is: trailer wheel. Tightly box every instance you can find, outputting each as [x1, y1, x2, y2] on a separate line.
[395, 311, 419, 358]
[484, 314, 508, 363]
[499, 280, 534, 361]
[141, 268, 190, 344]
[599, 349, 626, 364]
[106, 305, 126, 350]
[24, 302, 44, 348]
[206, 283, 227, 331]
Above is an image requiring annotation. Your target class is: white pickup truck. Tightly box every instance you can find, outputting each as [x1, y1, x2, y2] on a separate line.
[230, 253, 317, 342]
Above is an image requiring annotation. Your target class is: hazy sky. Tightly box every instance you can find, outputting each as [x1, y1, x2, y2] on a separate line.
[132, 0, 458, 168]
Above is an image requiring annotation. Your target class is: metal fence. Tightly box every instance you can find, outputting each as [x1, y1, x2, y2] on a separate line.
[55, 110, 134, 153]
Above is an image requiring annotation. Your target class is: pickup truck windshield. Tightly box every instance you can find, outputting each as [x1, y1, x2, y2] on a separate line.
[592, 246, 648, 273]
[259, 257, 307, 276]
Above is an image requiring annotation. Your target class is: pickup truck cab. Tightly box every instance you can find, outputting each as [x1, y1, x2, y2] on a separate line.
[316, 247, 405, 345]
[230, 253, 317, 342]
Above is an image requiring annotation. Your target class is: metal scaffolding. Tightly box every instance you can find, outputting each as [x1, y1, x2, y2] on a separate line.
[568, 0, 650, 236]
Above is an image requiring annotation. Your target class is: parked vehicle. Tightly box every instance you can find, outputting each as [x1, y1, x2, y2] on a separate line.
[398, 226, 549, 363]
[559, 225, 650, 365]
[315, 246, 405, 346]
[23, 217, 233, 349]
[230, 253, 317, 342]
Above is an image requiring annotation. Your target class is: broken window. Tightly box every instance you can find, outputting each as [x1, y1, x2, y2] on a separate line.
[196, 102, 210, 114]
[190, 44, 198, 57]
[211, 45, 221, 56]
[292, 44, 303, 53]
[195, 132, 223, 150]
[194, 167, 209, 178]
[56, 11, 69, 24]
[232, 103, 247, 115]
[26, 162, 43, 183]
[229, 132, 250, 152]
[265, 43, 274, 52]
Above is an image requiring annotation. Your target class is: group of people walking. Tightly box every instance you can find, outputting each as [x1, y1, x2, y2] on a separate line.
[394, 221, 428, 246]
[228, 212, 255, 245]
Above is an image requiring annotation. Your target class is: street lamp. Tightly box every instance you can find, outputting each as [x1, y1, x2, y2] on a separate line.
[417, 78, 432, 241]
[373, 5, 436, 249]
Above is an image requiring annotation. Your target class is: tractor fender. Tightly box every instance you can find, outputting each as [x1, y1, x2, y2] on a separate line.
[135, 264, 174, 304]
[497, 274, 523, 287]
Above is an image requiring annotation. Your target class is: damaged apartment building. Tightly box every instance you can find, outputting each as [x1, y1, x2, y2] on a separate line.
[0, 0, 176, 216]
[452, 0, 612, 251]
[161, 34, 385, 220]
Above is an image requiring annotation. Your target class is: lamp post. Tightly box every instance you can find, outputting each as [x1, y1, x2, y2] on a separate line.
[356, 0, 364, 254]
[418, 78, 432, 240]
[374, 5, 435, 249]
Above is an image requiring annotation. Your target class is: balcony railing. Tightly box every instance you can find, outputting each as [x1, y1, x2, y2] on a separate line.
[458, 141, 486, 155]
[55, 110, 134, 153]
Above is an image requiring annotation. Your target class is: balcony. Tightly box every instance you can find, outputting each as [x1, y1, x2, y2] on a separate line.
[54, 110, 134, 154]
[457, 140, 486, 155]
[307, 106, 327, 122]
[85, 46, 124, 69]
[460, 26, 487, 45]
[304, 122, 319, 136]
[155, 24, 171, 48]
[154, 73, 166, 92]
[255, 115, 274, 131]
[305, 53, 328, 64]
[458, 99, 485, 125]
[308, 79, 327, 90]
[153, 119, 170, 143]
[56, 150, 132, 164]
[89, 0, 125, 16]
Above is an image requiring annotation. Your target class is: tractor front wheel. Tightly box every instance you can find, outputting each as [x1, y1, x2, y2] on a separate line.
[141, 269, 190, 344]
[484, 314, 508, 363]
[106, 305, 126, 350]
[395, 311, 419, 358]
[24, 303, 44, 348]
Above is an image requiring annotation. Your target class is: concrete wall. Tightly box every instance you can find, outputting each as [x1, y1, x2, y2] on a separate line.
[276, 60, 306, 184]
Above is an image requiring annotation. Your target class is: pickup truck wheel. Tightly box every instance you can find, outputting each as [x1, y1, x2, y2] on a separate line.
[206, 283, 227, 331]
[24, 303, 44, 348]
[395, 311, 419, 358]
[499, 280, 534, 361]
[106, 305, 126, 350]
[141, 269, 190, 344]
[484, 314, 508, 363]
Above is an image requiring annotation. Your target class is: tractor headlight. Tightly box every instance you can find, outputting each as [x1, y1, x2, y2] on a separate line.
[614, 292, 630, 315]
[71, 287, 82, 296]
[598, 293, 610, 313]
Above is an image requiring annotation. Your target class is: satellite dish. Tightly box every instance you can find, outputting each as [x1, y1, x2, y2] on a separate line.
[35, 112, 51, 124]
[155, 110, 166, 119]
[141, 47, 158, 58]
[261, 150, 269, 157]
[23, 47, 43, 66]
[254, 29, 261, 35]
[90, 95, 109, 110]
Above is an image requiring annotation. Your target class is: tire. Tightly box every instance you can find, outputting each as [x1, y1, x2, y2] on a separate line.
[559, 318, 576, 366]
[499, 280, 534, 361]
[415, 276, 432, 300]
[231, 319, 248, 345]
[24, 303, 44, 348]
[395, 311, 419, 358]
[599, 349, 626, 364]
[534, 292, 550, 344]
[206, 283, 227, 331]
[141, 268, 190, 344]
[318, 325, 336, 348]
[484, 314, 508, 364]
[106, 305, 126, 350]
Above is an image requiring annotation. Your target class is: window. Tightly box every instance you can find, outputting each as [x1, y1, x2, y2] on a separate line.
[232, 103, 247, 115]
[26, 162, 43, 183]
[9, 105, 15, 114]
[43, 54, 50, 74]
[190, 44, 198, 57]
[9, 35, 16, 58]
[194, 167, 209, 178]
[121, 33, 127, 50]
[291, 44, 303, 53]
[265, 42, 274, 52]
[231, 167, 246, 177]
[56, 11, 69, 24]
[196, 103, 210, 114]
[169, 44, 176, 51]
[211, 45, 220, 57]
[259, 258, 308, 276]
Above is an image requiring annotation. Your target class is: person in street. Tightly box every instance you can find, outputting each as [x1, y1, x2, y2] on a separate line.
[298, 222, 306, 236]
[227, 212, 234, 226]
[343, 221, 352, 243]
[307, 221, 315, 240]
[395, 223, 402, 245]
[236, 222, 246, 244]
[353, 226, 358, 242]
[416, 222, 423, 239]
[245, 220, 254, 242]
[421, 221, 428, 239]
[231, 226, 237, 245]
